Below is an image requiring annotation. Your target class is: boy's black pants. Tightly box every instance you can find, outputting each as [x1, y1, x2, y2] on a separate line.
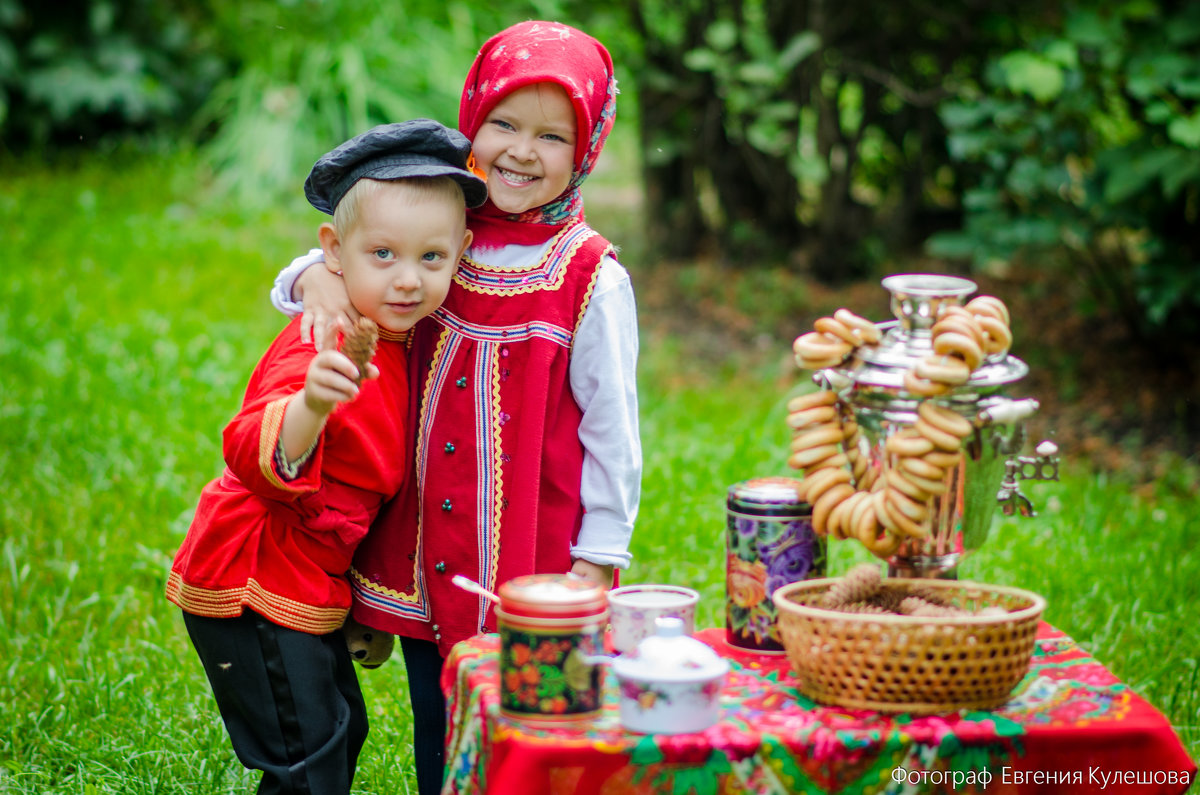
[183, 610, 368, 795]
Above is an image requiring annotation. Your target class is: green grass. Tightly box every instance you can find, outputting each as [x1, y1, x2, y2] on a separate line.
[0, 152, 1196, 792]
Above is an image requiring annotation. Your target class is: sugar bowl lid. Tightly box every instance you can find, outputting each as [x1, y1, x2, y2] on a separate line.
[497, 573, 608, 618]
[611, 618, 730, 683]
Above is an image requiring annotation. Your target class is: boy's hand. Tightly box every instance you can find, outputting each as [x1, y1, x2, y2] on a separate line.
[570, 559, 615, 589]
[295, 265, 360, 350]
[303, 320, 379, 416]
[303, 350, 365, 416]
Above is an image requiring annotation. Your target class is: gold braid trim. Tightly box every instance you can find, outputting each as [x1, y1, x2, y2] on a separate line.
[166, 571, 348, 634]
[454, 222, 595, 296]
[258, 396, 294, 491]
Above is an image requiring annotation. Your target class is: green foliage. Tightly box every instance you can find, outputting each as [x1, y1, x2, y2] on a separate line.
[683, 18, 819, 160]
[929, 1, 1200, 347]
[198, 0, 574, 207]
[0, 0, 226, 149]
[626, 0, 1027, 275]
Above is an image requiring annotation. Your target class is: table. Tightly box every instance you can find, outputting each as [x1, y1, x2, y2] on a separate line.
[440, 625, 1196, 794]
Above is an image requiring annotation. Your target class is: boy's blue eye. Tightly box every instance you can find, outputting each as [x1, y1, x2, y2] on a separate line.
[374, 248, 392, 260]
[490, 119, 514, 131]
[422, 251, 444, 263]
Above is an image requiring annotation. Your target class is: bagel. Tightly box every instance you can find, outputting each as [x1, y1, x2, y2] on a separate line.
[787, 390, 839, 413]
[885, 467, 929, 503]
[938, 305, 976, 323]
[810, 452, 850, 474]
[903, 369, 951, 397]
[849, 450, 869, 482]
[871, 490, 896, 532]
[793, 332, 853, 366]
[833, 308, 882, 344]
[902, 469, 949, 496]
[786, 404, 839, 429]
[865, 494, 906, 552]
[920, 449, 964, 470]
[846, 493, 879, 547]
[885, 429, 934, 458]
[965, 295, 1009, 325]
[788, 443, 843, 470]
[789, 424, 845, 453]
[932, 315, 985, 349]
[917, 401, 973, 438]
[884, 491, 929, 538]
[800, 467, 853, 507]
[857, 463, 882, 493]
[914, 354, 971, 386]
[812, 482, 856, 535]
[886, 485, 930, 522]
[860, 501, 903, 556]
[826, 490, 866, 540]
[932, 331, 984, 370]
[814, 316, 860, 346]
[849, 489, 877, 533]
[794, 352, 846, 371]
[915, 416, 965, 452]
[976, 314, 1012, 356]
[861, 526, 903, 557]
[843, 431, 864, 462]
[897, 455, 946, 482]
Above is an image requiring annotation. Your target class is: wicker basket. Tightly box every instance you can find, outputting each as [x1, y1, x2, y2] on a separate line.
[772, 578, 1045, 714]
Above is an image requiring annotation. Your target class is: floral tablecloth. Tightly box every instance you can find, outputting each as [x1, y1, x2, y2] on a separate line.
[440, 625, 1195, 794]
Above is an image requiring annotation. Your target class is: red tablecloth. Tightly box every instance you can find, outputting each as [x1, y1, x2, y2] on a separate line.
[440, 624, 1195, 794]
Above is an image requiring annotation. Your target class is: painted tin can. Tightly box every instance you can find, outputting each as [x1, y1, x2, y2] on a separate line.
[726, 476, 825, 653]
[496, 573, 608, 722]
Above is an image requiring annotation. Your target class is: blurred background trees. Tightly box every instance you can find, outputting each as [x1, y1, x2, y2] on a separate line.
[2, 0, 1197, 353]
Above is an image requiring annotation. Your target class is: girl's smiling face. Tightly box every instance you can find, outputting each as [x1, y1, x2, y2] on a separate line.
[471, 82, 577, 215]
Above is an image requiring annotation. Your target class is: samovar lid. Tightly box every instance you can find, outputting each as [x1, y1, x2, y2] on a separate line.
[835, 274, 1028, 392]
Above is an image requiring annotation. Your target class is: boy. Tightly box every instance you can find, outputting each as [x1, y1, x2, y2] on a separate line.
[166, 119, 486, 794]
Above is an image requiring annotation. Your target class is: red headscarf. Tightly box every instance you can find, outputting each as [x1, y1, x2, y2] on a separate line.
[459, 21, 617, 249]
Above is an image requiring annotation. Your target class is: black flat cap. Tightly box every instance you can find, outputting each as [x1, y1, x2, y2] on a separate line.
[305, 118, 488, 214]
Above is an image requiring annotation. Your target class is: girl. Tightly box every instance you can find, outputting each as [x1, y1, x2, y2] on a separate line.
[270, 21, 641, 795]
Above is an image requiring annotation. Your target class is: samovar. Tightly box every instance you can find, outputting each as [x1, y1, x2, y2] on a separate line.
[813, 274, 1058, 578]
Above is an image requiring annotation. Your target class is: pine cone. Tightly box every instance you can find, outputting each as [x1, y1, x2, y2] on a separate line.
[904, 583, 955, 607]
[823, 564, 882, 608]
[897, 596, 968, 618]
[835, 601, 889, 615]
[342, 317, 379, 384]
[867, 586, 905, 613]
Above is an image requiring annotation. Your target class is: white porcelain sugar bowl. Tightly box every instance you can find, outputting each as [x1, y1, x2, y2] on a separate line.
[610, 617, 729, 734]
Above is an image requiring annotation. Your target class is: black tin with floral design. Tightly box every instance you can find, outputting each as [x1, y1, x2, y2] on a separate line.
[726, 477, 825, 653]
[496, 574, 608, 722]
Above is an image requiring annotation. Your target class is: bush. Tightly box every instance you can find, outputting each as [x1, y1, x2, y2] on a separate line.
[197, 0, 578, 207]
[929, 1, 1200, 350]
[0, 0, 226, 150]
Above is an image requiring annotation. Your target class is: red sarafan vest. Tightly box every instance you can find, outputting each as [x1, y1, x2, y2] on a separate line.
[351, 221, 613, 655]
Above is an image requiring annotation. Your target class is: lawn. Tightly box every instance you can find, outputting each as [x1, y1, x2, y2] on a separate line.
[0, 151, 1195, 793]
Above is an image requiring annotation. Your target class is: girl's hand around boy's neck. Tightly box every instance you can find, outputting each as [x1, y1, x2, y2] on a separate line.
[295, 264, 359, 351]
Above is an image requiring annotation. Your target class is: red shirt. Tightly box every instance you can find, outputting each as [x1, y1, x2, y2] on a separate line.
[166, 317, 410, 634]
